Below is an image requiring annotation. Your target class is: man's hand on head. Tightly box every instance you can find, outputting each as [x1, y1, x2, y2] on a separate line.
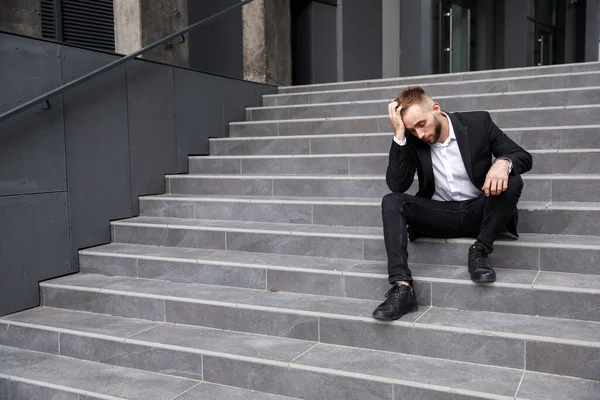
[388, 101, 406, 141]
[482, 159, 511, 196]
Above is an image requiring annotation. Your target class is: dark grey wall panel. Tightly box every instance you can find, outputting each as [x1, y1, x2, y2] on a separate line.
[291, 1, 337, 85]
[0, 32, 273, 317]
[585, 0, 599, 62]
[503, 0, 528, 68]
[291, 1, 314, 85]
[61, 46, 132, 250]
[0, 34, 66, 196]
[174, 68, 224, 171]
[312, 2, 338, 83]
[342, 0, 383, 81]
[223, 79, 262, 135]
[126, 60, 177, 214]
[399, 0, 425, 76]
[0, 192, 72, 316]
[188, 0, 243, 79]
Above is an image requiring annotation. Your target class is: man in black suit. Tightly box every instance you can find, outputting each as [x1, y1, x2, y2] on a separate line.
[373, 86, 532, 321]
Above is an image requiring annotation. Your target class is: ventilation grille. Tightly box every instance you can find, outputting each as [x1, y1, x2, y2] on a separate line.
[41, 0, 56, 40]
[61, 0, 115, 52]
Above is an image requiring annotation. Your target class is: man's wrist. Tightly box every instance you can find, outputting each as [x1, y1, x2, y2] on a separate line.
[494, 157, 512, 173]
[393, 135, 406, 146]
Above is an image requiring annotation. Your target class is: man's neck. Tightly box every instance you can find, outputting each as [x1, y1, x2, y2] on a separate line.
[437, 112, 450, 143]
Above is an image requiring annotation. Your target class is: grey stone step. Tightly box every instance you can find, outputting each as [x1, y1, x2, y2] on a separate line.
[250, 87, 600, 121]
[0, 345, 297, 400]
[229, 106, 600, 137]
[277, 61, 600, 93]
[108, 218, 600, 275]
[210, 127, 600, 155]
[139, 194, 600, 236]
[29, 275, 600, 378]
[2, 308, 600, 396]
[166, 173, 600, 203]
[189, 149, 600, 176]
[264, 71, 600, 106]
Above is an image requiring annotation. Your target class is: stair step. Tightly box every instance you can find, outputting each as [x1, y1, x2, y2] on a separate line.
[166, 173, 600, 203]
[0, 345, 296, 400]
[264, 71, 600, 105]
[277, 61, 600, 93]
[210, 127, 600, 155]
[2, 343, 597, 400]
[189, 149, 600, 175]
[109, 217, 600, 275]
[250, 87, 600, 121]
[139, 194, 600, 236]
[74, 236, 600, 324]
[27, 276, 600, 378]
[229, 106, 600, 137]
[0, 346, 197, 400]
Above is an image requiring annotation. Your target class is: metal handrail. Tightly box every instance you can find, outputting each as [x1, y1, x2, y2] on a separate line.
[0, 0, 255, 123]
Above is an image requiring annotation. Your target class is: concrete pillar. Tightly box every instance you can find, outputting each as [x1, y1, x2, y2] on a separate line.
[0, 0, 42, 37]
[242, 0, 291, 86]
[113, 0, 189, 67]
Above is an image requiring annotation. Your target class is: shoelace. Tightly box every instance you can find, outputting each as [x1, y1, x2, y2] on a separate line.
[385, 285, 408, 299]
[471, 247, 489, 269]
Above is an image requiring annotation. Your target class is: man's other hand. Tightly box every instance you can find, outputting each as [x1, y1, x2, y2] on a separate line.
[482, 159, 511, 196]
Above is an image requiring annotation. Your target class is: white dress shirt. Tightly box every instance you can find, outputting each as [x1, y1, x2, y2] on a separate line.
[393, 113, 509, 202]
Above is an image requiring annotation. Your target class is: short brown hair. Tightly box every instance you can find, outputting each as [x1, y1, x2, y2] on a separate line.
[395, 86, 433, 114]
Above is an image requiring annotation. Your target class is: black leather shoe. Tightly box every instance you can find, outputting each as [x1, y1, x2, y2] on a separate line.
[372, 284, 418, 321]
[468, 245, 496, 283]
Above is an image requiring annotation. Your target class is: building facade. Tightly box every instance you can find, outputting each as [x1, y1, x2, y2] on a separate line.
[1, 0, 599, 85]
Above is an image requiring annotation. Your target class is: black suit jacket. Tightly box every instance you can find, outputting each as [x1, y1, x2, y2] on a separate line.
[386, 111, 533, 235]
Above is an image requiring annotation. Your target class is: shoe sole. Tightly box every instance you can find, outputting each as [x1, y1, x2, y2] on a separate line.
[372, 306, 419, 321]
[471, 277, 496, 283]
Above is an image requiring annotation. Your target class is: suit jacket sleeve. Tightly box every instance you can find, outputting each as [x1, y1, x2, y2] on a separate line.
[485, 112, 533, 175]
[386, 139, 417, 193]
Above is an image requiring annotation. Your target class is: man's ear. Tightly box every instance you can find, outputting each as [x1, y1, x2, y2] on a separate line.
[432, 102, 441, 112]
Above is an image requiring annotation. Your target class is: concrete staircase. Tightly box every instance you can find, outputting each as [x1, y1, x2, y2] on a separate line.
[2, 62, 600, 399]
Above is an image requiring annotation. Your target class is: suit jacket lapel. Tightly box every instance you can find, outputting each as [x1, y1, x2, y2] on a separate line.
[447, 112, 474, 182]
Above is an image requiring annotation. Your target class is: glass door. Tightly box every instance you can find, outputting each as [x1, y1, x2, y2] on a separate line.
[440, 0, 472, 73]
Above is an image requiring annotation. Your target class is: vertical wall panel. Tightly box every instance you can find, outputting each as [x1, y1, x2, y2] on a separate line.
[174, 68, 225, 171]
[61, 46, 131, 250]
[188, 0, 243, 79]
[126, 60, 177, 214]
[342, 0, 383, 81]
[0, 34, 66, 196]
[0, 192, 71, 316]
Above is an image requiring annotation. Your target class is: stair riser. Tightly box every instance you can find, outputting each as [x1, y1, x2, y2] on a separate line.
[265, 74, 600, 106]
[251, 90, 600, 121]
[110, 224, 600, 275]
[190, 152, 600, 176]
[210, 128, 600, 155]
[230, 109, 600, 137]
[0, 377, 80, 400]
[167, 176, 597, 203]
[139, 198, 600, 236]
[279, 63, 600, 93]
[34, 287, 600, 376]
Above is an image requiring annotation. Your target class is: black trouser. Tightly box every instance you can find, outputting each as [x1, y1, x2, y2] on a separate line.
[382, 174, 524, 284]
